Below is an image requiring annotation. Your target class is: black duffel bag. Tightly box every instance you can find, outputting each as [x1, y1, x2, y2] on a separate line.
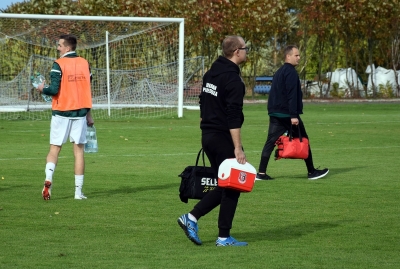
[178, 148, 217, 203]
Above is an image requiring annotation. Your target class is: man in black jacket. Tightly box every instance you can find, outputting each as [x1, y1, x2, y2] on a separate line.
[178, 35, 248, 247]
[256, 45, 329, 181]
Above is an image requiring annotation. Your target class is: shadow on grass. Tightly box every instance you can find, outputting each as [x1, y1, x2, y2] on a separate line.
[0, 186, 12, 192]
[234, 220, 348, 243]
[273, 166, 364, 180]
[1, 184, 35, 193]
[54, 183, 178, 200]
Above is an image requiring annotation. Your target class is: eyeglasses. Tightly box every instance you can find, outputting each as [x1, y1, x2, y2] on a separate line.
[237, 47, 250, 53]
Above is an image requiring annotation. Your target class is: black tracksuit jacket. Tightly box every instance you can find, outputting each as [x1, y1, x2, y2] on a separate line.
[268, 63, 303, 118]
[199, 56, 245, 134]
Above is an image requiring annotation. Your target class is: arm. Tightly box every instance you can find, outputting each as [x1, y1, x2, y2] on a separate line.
[226, 79, 246, 164]
[37, 62, 62, 96]
[229, 128, 246, 164]
[286, 67, 300, 125]
[86, 110, 94, 126]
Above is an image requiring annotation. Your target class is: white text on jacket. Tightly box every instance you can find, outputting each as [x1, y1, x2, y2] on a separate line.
[203, 83, 218, 96]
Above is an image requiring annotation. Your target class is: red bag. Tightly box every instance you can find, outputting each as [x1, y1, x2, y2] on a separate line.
[274, 125, 309, 160]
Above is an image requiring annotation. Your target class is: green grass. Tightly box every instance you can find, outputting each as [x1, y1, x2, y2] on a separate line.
[1, 103, 400, 269]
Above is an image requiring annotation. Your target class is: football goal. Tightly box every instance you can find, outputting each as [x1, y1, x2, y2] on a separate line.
[0, 13, 202, 120]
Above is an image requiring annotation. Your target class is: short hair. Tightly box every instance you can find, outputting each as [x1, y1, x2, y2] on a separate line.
[222, 35, 243, 58]
[59, 34, 77, 51]
[284, 45, 298, 58]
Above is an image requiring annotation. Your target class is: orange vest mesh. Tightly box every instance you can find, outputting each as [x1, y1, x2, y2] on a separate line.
[52, 57, 92, 111]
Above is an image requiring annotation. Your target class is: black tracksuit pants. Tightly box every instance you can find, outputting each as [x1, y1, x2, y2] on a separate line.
[258, 116, 315, 174]
[190, 131, 240, 238]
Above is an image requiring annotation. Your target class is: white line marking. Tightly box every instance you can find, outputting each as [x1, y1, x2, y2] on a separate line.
[1, 146, 399, 161]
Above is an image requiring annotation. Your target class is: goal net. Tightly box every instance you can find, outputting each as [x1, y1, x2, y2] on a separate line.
[0, 14, 199, 120]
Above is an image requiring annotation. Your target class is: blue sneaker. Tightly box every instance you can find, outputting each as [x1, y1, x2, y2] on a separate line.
[177, 214, 202, 245]
[216, 236, 248, 246]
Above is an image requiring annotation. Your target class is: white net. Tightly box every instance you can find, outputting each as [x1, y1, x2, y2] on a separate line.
[0, 14, 194, 120]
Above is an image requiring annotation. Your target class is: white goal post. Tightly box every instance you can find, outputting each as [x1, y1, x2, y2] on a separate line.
[0, 13, 196, 120]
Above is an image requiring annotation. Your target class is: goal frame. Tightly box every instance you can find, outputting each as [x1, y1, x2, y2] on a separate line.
[0, 13, 185, 118]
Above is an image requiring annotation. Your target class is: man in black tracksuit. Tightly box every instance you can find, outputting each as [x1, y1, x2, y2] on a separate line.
[256, 45, 329, 181]
[178, 35, 249, 247]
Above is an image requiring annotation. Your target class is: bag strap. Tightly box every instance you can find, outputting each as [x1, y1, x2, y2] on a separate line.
[195, 148, 207, 168]
[289, 124, 303, 142]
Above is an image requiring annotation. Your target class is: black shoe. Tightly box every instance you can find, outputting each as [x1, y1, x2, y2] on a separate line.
[308, 168, 329, 180]
[256, 173, 273, 180]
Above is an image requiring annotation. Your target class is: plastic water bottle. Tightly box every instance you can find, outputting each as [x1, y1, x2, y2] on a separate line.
[85, 125, 98, 153]
[31, 72, 52, 102]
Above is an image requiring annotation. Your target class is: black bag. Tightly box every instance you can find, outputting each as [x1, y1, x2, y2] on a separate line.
[178, 148, 217, 203]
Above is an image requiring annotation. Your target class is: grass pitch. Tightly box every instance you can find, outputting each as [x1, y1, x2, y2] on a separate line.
[1, 102, 400, 268]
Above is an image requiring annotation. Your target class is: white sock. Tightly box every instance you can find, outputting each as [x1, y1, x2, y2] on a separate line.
[218, 237, 228, 241]
[75, 175, 84, 195]
[188, 213, 197, 223]
[45, 162, 56, 182]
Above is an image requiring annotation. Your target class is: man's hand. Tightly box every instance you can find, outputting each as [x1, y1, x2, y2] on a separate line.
[36, 81, 45, 93]
[234, 147, 246, 164]
[230, 128, 246, 164]
[291, 118, 299, 125]
[86, 111, 94, 126]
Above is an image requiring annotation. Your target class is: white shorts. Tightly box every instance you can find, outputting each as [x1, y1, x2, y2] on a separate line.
[50, 115, 87, 146]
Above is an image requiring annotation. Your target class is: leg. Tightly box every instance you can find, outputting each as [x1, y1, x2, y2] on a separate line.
[215, 188, 248, 247]
[200, 132, 241, 238]
[258, 116, 290, 174]
[45, 144, 62, 182]
[296, 116, 329, 179]
[190, 132, 236, 218]
[42, 115, 68, 200]
[73, 143, 85, 175]
[218, 188, 240, 237]
[295, 117, 315, 173]
[46, 144, 62, 165]
[208, 133, 245, 244]
[178, 132, 237, 245]
[46, 115, 70, 179]
[73, 143, 87, 199]
[42, 144, 61, 200]
[69, 117, 88, 199]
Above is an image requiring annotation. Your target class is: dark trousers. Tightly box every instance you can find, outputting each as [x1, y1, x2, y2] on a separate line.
[258, 116, 315, 174]
[190, 132, 241, 238]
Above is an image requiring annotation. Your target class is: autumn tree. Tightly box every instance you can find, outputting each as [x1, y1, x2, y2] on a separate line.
[229, 0, 292, 94]
[2, 0, 400, 98]
[380, 0, 400, 96]
[298, 0, 343, 97]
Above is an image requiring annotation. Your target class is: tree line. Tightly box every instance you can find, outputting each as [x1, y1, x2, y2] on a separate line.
[2, 0, 400, 97]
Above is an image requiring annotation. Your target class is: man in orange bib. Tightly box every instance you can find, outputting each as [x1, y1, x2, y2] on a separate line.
[37, 34, 93, 200]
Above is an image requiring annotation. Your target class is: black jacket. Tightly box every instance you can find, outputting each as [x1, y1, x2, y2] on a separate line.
[268, 63, 303, 118]
[199, 56, 245, 134]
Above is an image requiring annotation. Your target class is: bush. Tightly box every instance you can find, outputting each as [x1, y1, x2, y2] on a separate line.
[377, 82, 395, 98]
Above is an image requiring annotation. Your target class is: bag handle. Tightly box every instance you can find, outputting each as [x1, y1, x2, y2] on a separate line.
[195, 148, 207, 168]
[289, 124, 303, 142]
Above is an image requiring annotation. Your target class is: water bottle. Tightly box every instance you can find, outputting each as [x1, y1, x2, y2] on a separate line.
[31, 72, 52, 102]
[85, 125, 98, 153]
